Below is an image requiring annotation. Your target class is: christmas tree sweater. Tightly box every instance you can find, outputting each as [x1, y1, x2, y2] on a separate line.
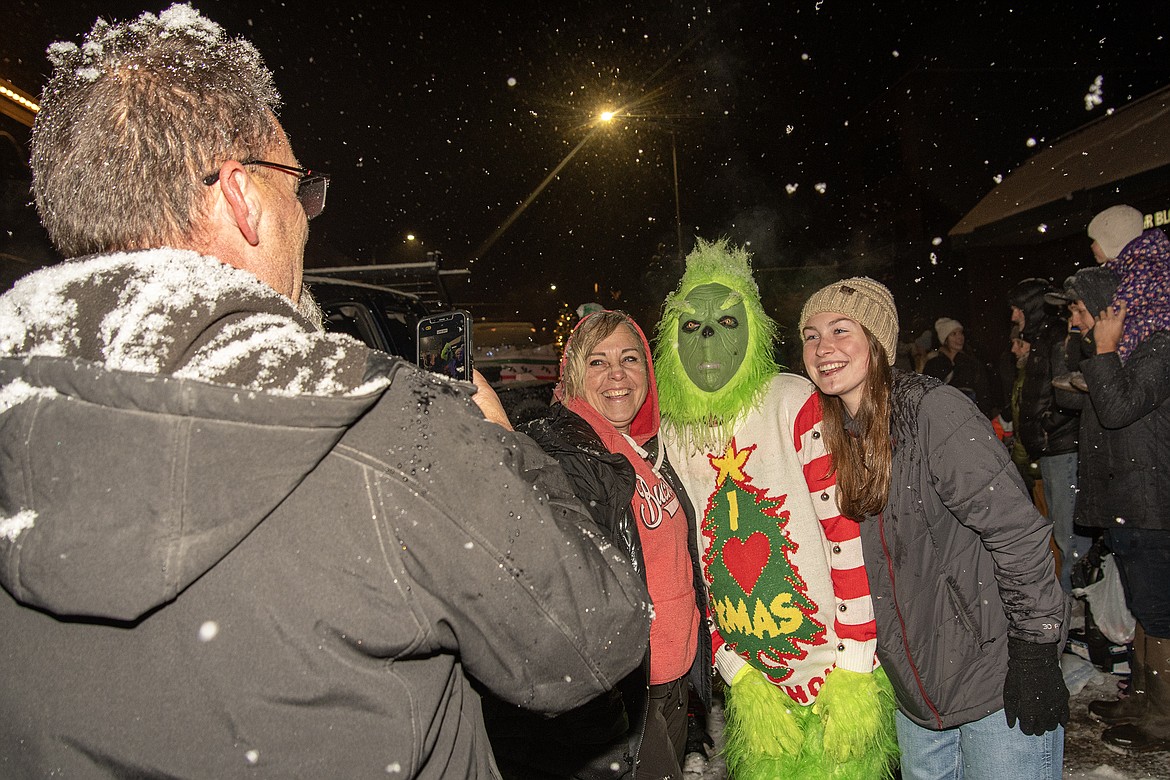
[664, 374, 878, 705]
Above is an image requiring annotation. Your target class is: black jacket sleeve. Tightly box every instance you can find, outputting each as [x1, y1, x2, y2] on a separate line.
[1081, 332, 1170, 429]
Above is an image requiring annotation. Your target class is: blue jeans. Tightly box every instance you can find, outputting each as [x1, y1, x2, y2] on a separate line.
[1039, 452, 1090, 592]
[1105, 526, 1170, 637]
[895, 709, 1063, 780]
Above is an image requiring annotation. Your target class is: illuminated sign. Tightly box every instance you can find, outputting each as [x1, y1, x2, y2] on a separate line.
[0, 77, 39, 128]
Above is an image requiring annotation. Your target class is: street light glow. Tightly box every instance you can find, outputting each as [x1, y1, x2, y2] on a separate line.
[598, 110, 615, 123]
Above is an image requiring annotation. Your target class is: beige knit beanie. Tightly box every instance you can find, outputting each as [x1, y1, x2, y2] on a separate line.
[799, 277, 899, 365]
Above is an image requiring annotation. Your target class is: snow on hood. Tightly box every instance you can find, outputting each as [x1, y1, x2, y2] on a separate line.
[0, 249, 393, 620]
[0, 248, 385, 397]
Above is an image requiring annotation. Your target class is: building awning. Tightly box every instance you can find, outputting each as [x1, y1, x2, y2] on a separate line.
[950, 83, 1170, 248]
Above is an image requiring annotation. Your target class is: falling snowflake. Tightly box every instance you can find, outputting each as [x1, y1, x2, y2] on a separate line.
[814, 182, 827, 194]
[1085, 75, 1104, 111]
[785, 183, 798, 195]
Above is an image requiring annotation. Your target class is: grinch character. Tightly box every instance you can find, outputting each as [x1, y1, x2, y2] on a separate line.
[654, 238, 897, 779]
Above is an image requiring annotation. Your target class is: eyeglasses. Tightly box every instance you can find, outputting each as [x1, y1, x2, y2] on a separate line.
[203, 159, 330, 219]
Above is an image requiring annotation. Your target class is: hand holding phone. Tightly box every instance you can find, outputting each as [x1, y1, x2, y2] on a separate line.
[470, 369, 512, 430]
[416, 310, 473, 380]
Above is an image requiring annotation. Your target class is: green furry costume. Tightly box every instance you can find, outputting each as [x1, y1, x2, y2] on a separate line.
[655, 240, 779, 454]
[654, 238, 898, 779]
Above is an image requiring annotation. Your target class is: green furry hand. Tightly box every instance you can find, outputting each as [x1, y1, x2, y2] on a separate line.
[812, 667, 898, 763]
[725, 665, 804, 757]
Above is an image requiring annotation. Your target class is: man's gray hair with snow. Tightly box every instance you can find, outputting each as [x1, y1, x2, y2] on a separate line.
[30, 4, 282, 258]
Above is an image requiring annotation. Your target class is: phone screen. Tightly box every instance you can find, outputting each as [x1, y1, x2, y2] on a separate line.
[416, 311, 472, 380]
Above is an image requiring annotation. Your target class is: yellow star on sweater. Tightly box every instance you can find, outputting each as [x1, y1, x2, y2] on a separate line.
[711, 441, 750, 488]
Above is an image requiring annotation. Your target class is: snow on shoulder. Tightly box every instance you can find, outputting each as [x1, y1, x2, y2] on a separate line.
[0, 249, 387, 398]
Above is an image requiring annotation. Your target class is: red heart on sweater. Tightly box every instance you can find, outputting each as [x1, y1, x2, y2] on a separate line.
[722, 532, 770, 595]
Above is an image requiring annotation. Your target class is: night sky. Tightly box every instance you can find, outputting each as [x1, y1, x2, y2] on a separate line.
[3, 1, 1169, 349]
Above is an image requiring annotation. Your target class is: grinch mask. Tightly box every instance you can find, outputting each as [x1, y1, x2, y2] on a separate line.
[655, 238, 779, 453]
[678, 283, 749, 392]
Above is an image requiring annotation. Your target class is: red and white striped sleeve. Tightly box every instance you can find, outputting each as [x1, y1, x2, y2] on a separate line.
[793, 390, 878, 673]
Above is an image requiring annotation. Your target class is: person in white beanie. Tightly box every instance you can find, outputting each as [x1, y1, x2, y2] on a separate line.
[801, 277, 1068, 780]
[1088, 205, 1145, 264]
[923, 317, 994, 418]
[1087, 204, 1170, 364]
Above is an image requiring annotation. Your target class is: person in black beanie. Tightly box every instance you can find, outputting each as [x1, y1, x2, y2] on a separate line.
[1046, 268, 1120, 392]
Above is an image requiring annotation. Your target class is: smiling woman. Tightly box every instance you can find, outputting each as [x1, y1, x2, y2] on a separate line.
[801, 311, 874, 416]
[580, 323, 648, 434]
[798, 277, 1070, 780]
[484, 308, 709, 780]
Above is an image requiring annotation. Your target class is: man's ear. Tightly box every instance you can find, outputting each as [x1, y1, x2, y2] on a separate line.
[214, 161, 262, 246]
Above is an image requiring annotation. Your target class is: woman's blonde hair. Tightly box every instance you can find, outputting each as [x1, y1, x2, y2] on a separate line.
[560, 311, 644, 401]
[817, 326, 893, 519]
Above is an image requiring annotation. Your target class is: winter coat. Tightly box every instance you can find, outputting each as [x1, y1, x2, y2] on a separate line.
[1064, 331, 1170, 532]
[1008, 281, 1079, 458]
[0, 249, 652, 779]
[1016, 317, 1079, 458]
[854, 370, 1068, 730]
[523, 405, 710, 700]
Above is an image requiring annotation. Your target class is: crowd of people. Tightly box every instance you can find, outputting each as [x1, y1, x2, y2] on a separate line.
[890, 202, 1170, 769]
[0, 4, 1167, 779]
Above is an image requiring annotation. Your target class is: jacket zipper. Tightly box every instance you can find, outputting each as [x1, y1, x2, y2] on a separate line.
[878, 511, 945, 729]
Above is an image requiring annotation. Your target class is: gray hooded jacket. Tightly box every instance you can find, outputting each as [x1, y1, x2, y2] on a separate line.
[856, 370, 1067, 730]
[0, 249, 651, 778]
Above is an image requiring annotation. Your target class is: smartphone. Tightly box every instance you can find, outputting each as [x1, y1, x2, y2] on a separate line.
[416, 310, 473, 381]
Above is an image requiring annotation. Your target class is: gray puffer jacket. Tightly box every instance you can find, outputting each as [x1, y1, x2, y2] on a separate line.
[855, 370, 1067, 730]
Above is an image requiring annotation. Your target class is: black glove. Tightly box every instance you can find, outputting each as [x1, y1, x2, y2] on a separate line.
[1003, 638, 1069, 735]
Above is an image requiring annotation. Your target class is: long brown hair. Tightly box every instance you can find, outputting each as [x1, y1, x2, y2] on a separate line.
[818, 326, 893, 519]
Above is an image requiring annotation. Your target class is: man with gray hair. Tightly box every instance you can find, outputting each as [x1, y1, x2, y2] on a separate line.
[0, 5, 651, 777]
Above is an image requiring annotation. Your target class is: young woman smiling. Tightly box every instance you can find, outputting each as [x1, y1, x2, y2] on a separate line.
[798, 277, 1070, 780]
